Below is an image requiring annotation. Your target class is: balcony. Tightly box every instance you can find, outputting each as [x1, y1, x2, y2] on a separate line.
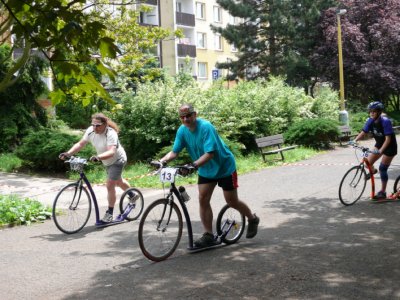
[177, 44, 196, 58]
[176, 12, 195, 27]
[143, 0, 157, 5]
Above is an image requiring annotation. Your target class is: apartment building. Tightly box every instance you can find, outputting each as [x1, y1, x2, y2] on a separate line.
[139, 0, 238, 87]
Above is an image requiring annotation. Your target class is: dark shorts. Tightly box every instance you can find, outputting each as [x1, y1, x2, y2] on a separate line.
[198, 171, 238, 191]
[375, 143, 397, 157]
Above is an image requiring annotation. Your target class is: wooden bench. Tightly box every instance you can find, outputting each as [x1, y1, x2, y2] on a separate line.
[338, 125, 358, 146]
[255, 134, 297, 162]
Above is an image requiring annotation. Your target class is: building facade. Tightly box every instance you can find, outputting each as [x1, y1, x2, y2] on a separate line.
[139, 0, 239, 87]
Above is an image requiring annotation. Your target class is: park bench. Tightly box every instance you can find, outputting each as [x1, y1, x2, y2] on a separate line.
[255, 134, 297, 162]
[338, 125, 358, 146]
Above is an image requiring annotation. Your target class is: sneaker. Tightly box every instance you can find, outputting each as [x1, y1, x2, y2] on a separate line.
[365, 169, 378, 180]
[194, 232, 217, 248]
[128, 192, 140, 204]
[246, 214, 260, 238]
[372, 191, 387, 201]
[102, 211, 113, 223]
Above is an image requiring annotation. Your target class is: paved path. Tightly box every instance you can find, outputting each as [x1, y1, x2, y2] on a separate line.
[1, 140, 400, 299]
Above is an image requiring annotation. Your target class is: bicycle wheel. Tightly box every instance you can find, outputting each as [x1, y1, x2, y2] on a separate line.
[119, 187, 144, 221]
[216, 204, 245, 245]
[338, 165, 367, 206]
[52, 183, 92, 234]
[393, 175, 400, 194]
[138, 198, 183, 262]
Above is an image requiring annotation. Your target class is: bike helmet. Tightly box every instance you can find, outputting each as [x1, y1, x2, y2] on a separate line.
[367, 101, 384, 111]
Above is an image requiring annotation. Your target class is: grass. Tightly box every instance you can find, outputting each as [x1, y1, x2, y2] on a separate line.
[0, 153, 22, 172]
[0, 194, 52, 227]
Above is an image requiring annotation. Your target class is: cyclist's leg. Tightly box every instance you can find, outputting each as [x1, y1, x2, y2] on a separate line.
[222, 189, 253, 220]
[379, 155, 395, 193]
[367, 151, 381, 173]
[198, 181, 217, 234]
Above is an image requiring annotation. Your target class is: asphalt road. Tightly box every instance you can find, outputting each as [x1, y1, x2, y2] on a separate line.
[1, 139, 400, 300]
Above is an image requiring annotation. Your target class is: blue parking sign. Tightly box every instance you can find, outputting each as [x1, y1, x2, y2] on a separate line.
[212, 69, 219, 80]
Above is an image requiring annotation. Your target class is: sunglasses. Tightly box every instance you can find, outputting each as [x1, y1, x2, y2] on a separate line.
[179, 113, 194, 120]
[92, 123, 103, 127]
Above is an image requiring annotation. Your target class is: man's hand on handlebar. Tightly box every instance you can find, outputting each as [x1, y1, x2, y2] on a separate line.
[180, 163, 197, 176]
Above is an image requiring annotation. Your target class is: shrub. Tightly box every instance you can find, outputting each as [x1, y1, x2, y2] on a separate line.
[0, 45, 48, 152]
[15, 129, 94, 172]
[0, 153, 22, 172]
[349, 112, 368, 133]
[0, 194, 51, 226]
[112, 76, 340, 161]
[284, 118, 340, 149]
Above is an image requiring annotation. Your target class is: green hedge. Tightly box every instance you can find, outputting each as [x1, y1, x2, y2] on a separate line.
[284, 118, 340, 149]
[15, 129, 94, 172]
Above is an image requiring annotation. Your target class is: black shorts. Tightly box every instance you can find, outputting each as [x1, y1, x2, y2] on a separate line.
[198, 171, 238, 191]
[375, 143, 397, 157]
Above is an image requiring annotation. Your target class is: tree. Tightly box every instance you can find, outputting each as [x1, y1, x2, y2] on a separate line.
[312, 0, 400, 108]
[0, 44, 47, 152]
[0, 0, 175, 106]
[211, 0, 336, 90]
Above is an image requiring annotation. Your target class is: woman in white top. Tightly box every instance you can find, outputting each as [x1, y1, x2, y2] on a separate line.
[60, 113, 136, 222]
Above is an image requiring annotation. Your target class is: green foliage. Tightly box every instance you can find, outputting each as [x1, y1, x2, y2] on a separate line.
[55, 97, 112, 129]
[0, 194, 51, 226]
[112, 76, 204, 161]
[0, 1, 177, 105]
[0, 153, 22, 172]
[113, 76, 339, 160]
[284, 118, 340, 149]
[15, 129, 94, 172]
[349, 112, 368, 133]
[212, 0, 336, 87]
[0, 45, 48, 152]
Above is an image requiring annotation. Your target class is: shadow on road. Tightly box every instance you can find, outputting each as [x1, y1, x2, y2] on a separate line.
[61, 196, 400, 300]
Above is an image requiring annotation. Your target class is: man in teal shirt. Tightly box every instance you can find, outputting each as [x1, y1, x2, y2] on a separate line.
[160, 104, 259, 248]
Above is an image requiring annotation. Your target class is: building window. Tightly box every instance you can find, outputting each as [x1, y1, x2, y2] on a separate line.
[198, 62, 207, 78]
[231, 43, 238, 52]
[196, 2, 205, 19]
[176, 2, 182, 12]
[229, 14, 236, 24]
[214, 34, 222, 51]
[213, 6, 221, 23]
[197, 32, 206, 48]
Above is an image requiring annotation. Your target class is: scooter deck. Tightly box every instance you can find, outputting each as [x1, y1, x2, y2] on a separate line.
[187, 242, 226, 253]
[95, 215, 127, 228]
[370, 195, 400, 203]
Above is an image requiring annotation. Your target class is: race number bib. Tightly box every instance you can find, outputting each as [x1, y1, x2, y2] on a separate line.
[160, 168, 177, 183]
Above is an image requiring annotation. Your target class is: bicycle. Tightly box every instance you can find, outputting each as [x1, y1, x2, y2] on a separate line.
[138, 161, 245, 262]
[338, 143, 378, 205]
[52, 156, 144, 234]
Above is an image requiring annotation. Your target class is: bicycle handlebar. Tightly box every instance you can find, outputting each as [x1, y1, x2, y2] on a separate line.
[349, 143, 375, 154]
[149, 160, 196, 177]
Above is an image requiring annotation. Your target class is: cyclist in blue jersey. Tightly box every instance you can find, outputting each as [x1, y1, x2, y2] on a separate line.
[160, 104, 259, 248]
[353, 101, 398, 200]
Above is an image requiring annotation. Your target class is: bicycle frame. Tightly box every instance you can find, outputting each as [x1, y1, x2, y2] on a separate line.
[361, 157, 376, 198]
[354, 145, 377, 198]
[163, 181, 197, 249]
[76, 172, 103, 225]
[75, 169, 135, 226]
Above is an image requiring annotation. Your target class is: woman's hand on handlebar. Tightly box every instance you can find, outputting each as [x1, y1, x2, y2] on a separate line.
[59, 152, 71, 160]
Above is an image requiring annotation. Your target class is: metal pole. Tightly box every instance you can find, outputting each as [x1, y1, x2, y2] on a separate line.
[337, 14, 345, 111]
[336, 9, 348, 125]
